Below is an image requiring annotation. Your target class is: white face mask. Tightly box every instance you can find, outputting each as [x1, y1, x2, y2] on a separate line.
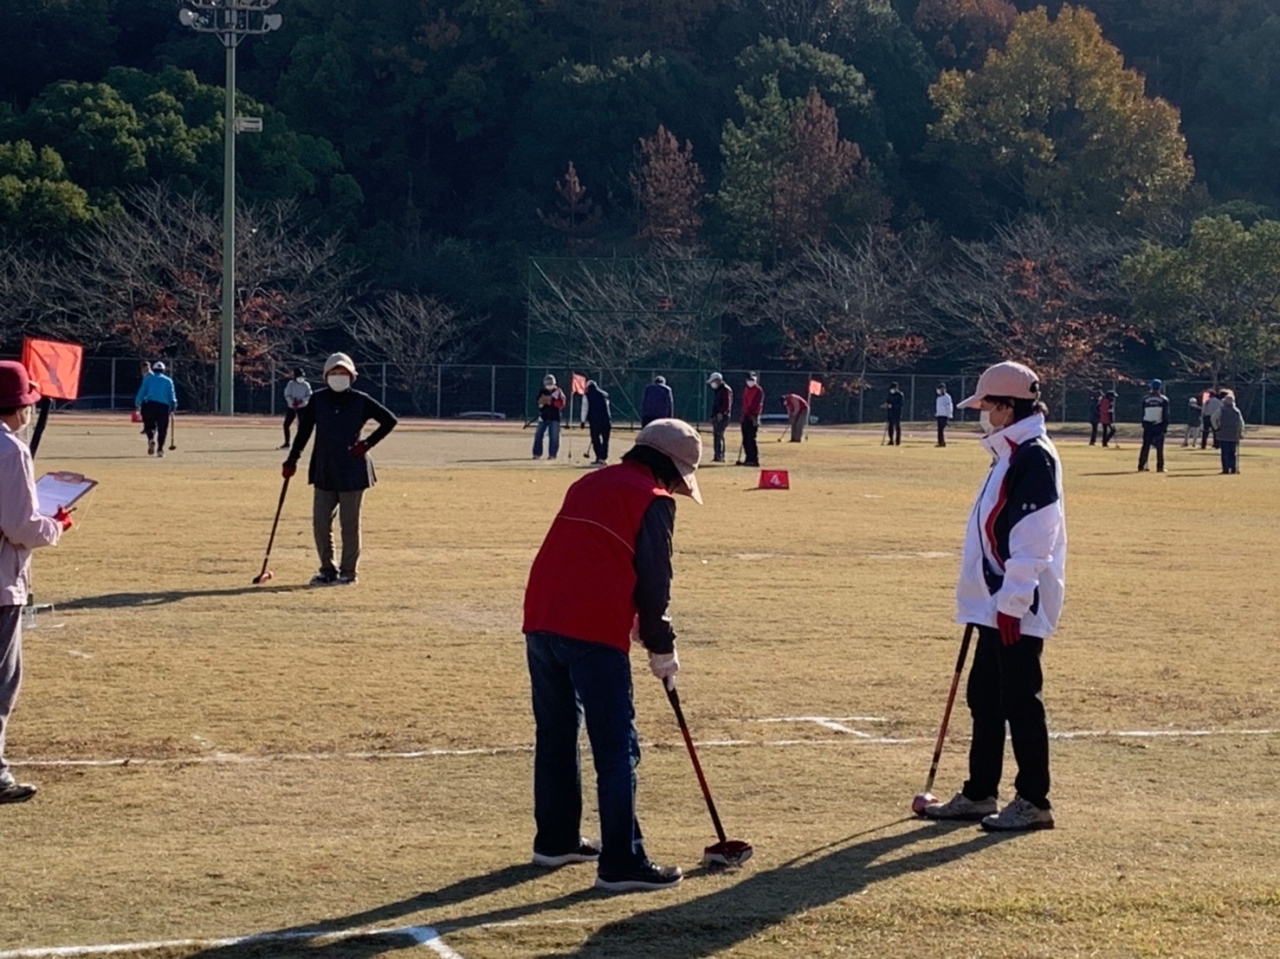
[18, 405, 33, 430]
[979, 410, 995, 434]
[328, 374, 352, 393]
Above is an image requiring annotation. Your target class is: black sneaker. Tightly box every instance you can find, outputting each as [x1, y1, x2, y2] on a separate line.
[594, 859, 683, 892]
[532, 838, 601, 868]
[309, 570, 338, 586]
[336, 572, 358, 586]
[0, 781, 37, 804]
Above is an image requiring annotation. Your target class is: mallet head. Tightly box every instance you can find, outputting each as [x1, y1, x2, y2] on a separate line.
[252, 569, 274, 585]
[911, 792, 937, 816]
[702, 839, 753, 869]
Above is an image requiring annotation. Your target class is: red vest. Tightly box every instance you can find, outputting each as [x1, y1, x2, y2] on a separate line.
[523, 462, 671, 651]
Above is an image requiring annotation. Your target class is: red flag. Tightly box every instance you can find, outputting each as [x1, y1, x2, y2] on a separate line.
[808, 379, 824, 397]
[571, 373, 587, 396]
[757, 469, 790, 490]
[22, 337, 83, 400]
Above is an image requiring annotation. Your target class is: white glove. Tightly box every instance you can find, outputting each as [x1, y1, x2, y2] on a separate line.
[648, 650, 679, 688]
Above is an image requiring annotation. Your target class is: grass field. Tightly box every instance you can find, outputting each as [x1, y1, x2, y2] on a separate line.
[3, 414, 1279, 959]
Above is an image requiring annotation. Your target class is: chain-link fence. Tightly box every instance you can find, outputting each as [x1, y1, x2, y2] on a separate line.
[19, 356, 1278, 427]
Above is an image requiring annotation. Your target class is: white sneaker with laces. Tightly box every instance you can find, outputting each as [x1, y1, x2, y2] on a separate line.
[981, 795, 1054, 832]
[921, 791, 998, 821]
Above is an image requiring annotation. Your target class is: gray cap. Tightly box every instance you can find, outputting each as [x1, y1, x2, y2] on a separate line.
[635, 418, 703, 504]
[324, 352, 356, 376]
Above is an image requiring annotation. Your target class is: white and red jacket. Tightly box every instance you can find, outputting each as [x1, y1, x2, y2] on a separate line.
[956, 413, 1066, 639]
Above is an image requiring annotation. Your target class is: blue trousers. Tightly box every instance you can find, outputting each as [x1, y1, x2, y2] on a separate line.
[532, 420, 560, 458]
[526, 632, 645, 873]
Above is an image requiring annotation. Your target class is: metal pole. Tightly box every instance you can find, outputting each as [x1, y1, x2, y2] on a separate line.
[909, 374, 916, 424]
[1061, 378, 1067, 423]
[381, 362, 387, 406]
[219, 34, 237, 416]
[436, 365, 442, 418]
[110, 358, 116, 410]
[269, 359, 276, 416]
[490, 365, 496, 414]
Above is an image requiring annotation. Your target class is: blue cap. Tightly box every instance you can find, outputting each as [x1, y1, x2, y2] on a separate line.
[1150, 378, 1162, 389]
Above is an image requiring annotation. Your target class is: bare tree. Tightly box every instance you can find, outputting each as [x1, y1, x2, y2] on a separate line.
[347, 291, 477, 414]
[36, 184, 356, 408]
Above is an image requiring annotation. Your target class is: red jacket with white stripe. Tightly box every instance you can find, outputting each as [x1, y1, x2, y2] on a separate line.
[956, 414, 1067, 639]
[523, 461, 676, 653]
[741, 383, 764, 421]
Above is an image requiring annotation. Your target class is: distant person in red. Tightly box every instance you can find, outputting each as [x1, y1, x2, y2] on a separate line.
[782, 392, 809, 442]
[523, 419, 703, 892]
[740, 372, 763, 466]
[1098, 390, 1116, 447]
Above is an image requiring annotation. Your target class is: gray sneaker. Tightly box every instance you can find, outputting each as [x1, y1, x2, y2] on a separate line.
[981, 795, 1054, 832]
[921, 791, 998, 821]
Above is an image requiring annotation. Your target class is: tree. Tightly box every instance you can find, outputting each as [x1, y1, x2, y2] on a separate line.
[538, 162, 605, 244]
[928, 5, 1195, 224]
[1123, 215, 1280, 385]
[0, 141, 99, 239]
[913, 0, 1017, 70]
[37, 184, 355, 409]
[926, 217, 1141, 402]
[730, 228, 931, 387]
[717, 78, 864, 260]
[630, 126, 705, 242]
[348, 292, 477, 414]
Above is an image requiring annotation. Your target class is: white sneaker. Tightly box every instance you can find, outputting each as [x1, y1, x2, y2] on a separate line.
[147, 439, 155, 455]
[920, 791, 998, 821]
[981, 795, 1054, 832]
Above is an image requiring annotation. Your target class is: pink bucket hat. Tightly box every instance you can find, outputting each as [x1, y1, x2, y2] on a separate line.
[0, 361, 42, 408]
[958, 361, 1040, 409]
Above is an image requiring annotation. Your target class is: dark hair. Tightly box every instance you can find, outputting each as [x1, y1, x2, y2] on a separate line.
[890, 381, 899, 390]
[293, 367, 304, 378]
[0, 405, 18, 416]
[622, 444, 681, 488]
[984, 395, 1049, 421]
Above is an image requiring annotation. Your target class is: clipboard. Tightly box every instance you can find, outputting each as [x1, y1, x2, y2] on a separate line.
[35, 471, 98, 516]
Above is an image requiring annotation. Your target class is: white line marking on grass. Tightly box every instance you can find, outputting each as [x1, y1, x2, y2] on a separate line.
[13, 727, 1280, 771]
[0, 925, 459, 959]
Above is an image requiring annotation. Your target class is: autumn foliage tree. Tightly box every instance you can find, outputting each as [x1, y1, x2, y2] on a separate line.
[928, 5, 1195, 224]
[538, 161, 604, 245]
[926, 217, 1141, 404]
[913, 0, 1017, 70]
[629, 125, 704, 242]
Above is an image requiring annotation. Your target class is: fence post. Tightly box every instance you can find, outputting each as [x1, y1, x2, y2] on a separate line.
[909, 374, 916, 423]
[1061, 378, 1067, 423]
[490, 365, 497, 414]
[436, 365, 442, 419]
[381, 363, 387, 407]
[110, 358, 117, 410]
[1262, 376, 1267, 426]
[858, 384, 864, 424]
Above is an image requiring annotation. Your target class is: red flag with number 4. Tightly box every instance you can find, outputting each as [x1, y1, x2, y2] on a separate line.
[757, 469, 790, 490]
[572, 373, 587, 396]
[808, 379, 824, 397]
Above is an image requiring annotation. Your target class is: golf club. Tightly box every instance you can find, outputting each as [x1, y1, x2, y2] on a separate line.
[912, 623, 975, 815]
[252, 475, 291, 585]
[663, 681, 753, 867]
[168, 412, 177, 451]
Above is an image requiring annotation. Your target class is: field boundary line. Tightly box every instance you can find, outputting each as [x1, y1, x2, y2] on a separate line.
[0, 924, 461, 959]
[14, 726, 1280, 771]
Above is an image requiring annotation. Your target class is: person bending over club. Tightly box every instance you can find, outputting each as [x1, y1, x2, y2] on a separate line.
[0, 362, 73, 804]
[523, 419, 703, 891]
[923, 360, 1066, 832]
[134, 361, 177, 457]
[283, 353, 397, 586]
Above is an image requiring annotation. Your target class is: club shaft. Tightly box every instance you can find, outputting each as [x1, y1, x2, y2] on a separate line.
[923, 624, 974, 794]
[666, 685, 729, 844]
[257, 476, 290, 576]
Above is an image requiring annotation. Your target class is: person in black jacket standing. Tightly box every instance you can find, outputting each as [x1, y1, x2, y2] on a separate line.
[1137, 379, 1170, 473]
[283, 353, 398, 585]
[884, 382, 904, 446]
[583, 380, 612, 465]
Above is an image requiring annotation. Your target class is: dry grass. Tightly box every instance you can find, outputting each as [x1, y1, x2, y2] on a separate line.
[3, 415, 1278, 958]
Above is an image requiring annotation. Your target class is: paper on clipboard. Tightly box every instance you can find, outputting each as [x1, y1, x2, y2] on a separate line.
[35, 471, 98, 517]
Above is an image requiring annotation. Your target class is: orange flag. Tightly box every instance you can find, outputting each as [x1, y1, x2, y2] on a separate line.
[21, 337, 83, 400]
[808, 379, 824, 397]
[572, 373, 587, 396]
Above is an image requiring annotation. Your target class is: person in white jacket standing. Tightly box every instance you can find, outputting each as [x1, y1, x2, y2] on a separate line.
[282, 368, 313, 449]
[0, 361, 72, 804]
[922, 360, 1066, 832]
[934, 383, 954, 447]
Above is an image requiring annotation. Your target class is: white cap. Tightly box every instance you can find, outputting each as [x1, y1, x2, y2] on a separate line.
[324, 352, 356, 376]
[707, 372, 723, 385]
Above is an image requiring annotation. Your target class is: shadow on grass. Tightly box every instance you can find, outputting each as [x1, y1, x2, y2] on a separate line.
[178, 821, 1011, 958]
[59, 584, 310, 609]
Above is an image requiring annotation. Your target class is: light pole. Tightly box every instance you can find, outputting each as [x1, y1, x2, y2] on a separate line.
[178, 1, 282, 415]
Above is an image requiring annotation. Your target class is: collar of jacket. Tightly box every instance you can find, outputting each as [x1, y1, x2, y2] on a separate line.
[979, 411, 1046, 460]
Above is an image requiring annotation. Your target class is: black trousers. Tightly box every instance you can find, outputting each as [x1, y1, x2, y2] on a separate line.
[936, 416, 948, 446]
[1089, 420, 1099, 444]
[589, 422, 611, 462]
[141, 401, 170, 448]
[283, 407, 298, 440]
[1101, 423, 1115, 446]
[741, 419, 759, 465]
[1138, 426, 1165, 470]
[963, 626, 1051, 809]
[886, 415, 901, 445]
[1200, 415, 1217, 449]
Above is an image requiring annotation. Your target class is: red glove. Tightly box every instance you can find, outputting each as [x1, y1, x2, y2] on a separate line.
[997, 611, 1021, 646]
[350, 440, 370, 458]
[54, 506, 74, 532]
[282, 462, 297, 479]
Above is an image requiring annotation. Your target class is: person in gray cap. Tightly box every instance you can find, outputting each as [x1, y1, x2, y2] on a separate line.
[283, 353, 398, 585]
[522, 418, 702, 892]
[133, 361, 177, 457]
[707, 372, 732, 462]
[1137, 378, 1170, 472]
[0, 361, 73, 804]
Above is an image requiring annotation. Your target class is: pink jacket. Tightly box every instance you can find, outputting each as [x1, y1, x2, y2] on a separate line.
[0, 423, 62, 605]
